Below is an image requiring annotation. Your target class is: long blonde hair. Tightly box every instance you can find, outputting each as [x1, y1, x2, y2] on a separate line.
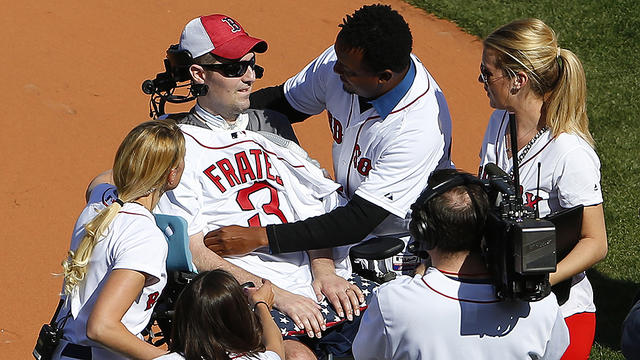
[484, 18, 594, 147]
[62, 119, 185, 296]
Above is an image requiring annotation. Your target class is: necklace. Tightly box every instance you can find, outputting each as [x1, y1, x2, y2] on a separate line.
[508, 126, 549, 163]
[507, 126, 548, 176]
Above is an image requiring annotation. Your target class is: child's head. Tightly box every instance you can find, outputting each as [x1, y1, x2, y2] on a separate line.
[170, 270, 265, 360]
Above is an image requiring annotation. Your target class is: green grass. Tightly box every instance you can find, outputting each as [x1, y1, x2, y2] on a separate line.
[405, 0, 640, 358]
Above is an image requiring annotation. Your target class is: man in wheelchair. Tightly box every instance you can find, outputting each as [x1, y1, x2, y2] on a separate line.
[150, 14, 380, 359]
[155, 127, 378, 360]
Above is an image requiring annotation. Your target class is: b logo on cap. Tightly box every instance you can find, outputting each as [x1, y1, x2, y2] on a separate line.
[221, 17, 241, 33]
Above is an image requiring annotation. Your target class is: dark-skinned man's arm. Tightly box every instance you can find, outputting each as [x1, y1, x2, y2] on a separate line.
[204, 194, 389, 255]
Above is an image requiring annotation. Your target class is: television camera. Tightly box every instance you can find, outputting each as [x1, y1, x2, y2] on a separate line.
[410, 113, 582, 302]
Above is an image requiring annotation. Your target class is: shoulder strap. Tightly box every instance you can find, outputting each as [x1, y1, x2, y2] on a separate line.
[50, 299, 64, 325]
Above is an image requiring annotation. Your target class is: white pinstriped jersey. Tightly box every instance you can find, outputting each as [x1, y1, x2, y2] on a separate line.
[57, 186, 168, 360]
[479, 109, 602, 317]
[156, 126, 352, 300]
[284, 46, 453, 237]
[353, 268, 569, 360]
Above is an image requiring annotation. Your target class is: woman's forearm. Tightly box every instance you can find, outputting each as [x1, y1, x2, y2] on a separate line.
[87, 320, 166, 360]
[549, 204, 607, 285]
[255, 303, 285, 359]
[87, 269, 167, 359]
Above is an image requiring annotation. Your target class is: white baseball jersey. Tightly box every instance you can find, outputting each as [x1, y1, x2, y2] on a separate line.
[479, 109, 602, 317]
[55, 184, 168, 360]
[352, 268, 569, 360]
[283, 45, 453, 237]
[154, 350, 281, 360]
[156, 126, 352, 300]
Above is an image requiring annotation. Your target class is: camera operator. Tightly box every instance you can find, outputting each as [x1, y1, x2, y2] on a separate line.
[352, 169, 569, 360]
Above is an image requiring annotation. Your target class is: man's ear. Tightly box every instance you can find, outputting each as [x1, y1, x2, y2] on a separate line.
[378, 69, 393, 84]
[189, 64, 206, 84]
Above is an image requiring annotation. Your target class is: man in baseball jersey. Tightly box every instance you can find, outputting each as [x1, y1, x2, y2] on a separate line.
[155, 14, 373, 360]
[205, 5, 453, 276]
[352, 169, 570, 360]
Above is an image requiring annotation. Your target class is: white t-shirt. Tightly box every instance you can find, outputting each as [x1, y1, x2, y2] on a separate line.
[156, 128, 351, 301]
[478, 109, 601, 317]
[353, 268, 569, 360]
[479, 110, 602, 215]
[154, 350, 281, 360]
[58, 184, 168, 359]
[284, 45, 453, 236]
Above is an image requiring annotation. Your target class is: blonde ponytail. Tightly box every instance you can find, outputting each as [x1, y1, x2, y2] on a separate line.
[484, 18, 595, 147]
[545, 49, 594, 147]
[62, 202, 123, 296]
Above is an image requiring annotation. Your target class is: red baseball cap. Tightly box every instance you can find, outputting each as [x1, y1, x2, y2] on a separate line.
[179, 14, 267, 60]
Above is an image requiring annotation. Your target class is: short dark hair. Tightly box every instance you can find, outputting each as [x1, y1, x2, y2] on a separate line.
[169, 270, 264, 360]
[421, 169, 489, 253]
[193, 52, 216, 65]
[337, 4, 412, 73]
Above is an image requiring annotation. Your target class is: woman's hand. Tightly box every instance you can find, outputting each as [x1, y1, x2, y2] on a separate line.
[249, 280, 285, 360]
[247, 279, 275, 310]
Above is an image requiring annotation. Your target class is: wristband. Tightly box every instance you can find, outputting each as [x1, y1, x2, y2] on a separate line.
[252, 301, 269, 312]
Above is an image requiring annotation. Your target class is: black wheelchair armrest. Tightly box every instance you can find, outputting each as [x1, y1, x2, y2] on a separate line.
[349, 237, 405, 260]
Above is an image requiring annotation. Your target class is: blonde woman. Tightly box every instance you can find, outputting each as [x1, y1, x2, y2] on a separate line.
[53, 119, 185, 360]
[477, 18, 607, 359]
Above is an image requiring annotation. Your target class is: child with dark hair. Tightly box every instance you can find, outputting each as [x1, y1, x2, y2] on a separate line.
[155, 270, 284, 360]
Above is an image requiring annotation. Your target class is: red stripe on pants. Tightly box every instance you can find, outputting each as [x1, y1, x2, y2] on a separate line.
[560, 312, 596, 360]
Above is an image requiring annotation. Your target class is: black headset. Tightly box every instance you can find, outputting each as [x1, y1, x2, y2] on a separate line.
[409, 172, 485, 251]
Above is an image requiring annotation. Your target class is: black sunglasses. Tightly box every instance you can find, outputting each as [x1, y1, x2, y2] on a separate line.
[198, 56, 263, 78]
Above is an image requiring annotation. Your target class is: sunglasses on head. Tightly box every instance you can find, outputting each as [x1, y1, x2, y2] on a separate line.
[198, 56, 263, 78]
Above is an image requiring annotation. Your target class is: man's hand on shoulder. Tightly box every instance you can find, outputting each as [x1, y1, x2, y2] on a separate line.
[204, 225, 268, 256]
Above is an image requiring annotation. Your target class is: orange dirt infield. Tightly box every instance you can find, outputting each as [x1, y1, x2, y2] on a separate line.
[0, 1, 491, 357]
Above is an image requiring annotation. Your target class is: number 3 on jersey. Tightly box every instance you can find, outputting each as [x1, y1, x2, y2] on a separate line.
[236, 181, 288, 227]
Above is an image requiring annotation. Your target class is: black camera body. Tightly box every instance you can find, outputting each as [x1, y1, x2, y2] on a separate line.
[33, 323, 63, 360]
[481, 170, 556, 301]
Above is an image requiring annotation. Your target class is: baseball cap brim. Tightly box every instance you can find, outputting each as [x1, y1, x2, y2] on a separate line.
[211, 35, 267, 60]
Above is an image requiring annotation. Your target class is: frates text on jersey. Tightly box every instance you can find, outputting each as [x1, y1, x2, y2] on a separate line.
[203, 147, 284, 193]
